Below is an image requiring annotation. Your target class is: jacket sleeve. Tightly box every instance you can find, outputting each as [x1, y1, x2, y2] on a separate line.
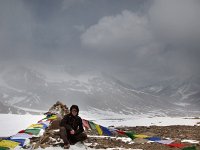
[60, 115, 73, 131]
[75, 117, 84, 135]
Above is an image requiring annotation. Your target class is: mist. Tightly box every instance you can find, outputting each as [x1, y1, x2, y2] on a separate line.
[0, 0, 200, 87]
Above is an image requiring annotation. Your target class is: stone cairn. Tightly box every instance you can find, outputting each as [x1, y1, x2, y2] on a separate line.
[31, 101, 70, 149]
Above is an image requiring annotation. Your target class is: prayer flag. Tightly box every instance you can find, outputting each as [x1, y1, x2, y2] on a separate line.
[134, 134, 149, 138]
[0, 140, 19, 149]
[9, 139, 25, 146]
[95, 124, 103, 135]
[167, 143, 186, 148]
[182, 146, 196, 150]
[88, 121, 96, 130]
[125, 132, 135, 140]
[116, 130, 126, 135]
[82, 119, 90, 129]
[10, 133, 33, 139]
[146, 137, 161, 141]
[25, 129, 41, 135]
[101, 126, 112, 136]
[28, 124, 43, 129]
[156, 139, 174, 145]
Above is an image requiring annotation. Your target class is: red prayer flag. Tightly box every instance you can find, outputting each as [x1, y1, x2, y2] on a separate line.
[82, 119, 90, 129]
[116, 130, 126, 135]
[18, 130, 25, 133]
[167, 143, 186, 148]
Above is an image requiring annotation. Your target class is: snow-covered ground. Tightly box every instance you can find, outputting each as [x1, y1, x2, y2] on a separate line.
[0, 114, 44, 137]
[81, 110, 200, 127]
[0, 113, 199, 150]
[1, 112, 200, 137]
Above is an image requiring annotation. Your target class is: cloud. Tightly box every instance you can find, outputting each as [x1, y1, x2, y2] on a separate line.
[81, 10, 155, 52]
[149, 0, 200, 45]
[148, 0, 200, 77]
[0, 0, 33, 59]
[81, 0, 200, 52]
[61, 0, 86, 11]
[0, 0, 77, 62]
[0, 0, 199, 87]
[80, 0, 200, 83]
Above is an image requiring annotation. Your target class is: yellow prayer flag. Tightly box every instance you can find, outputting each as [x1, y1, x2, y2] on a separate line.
[134, 134, 149, 138]
[0, 140, 19, 149]
[28, 124, 43, 128]
[95, 124, 103, 135]
[48, 115, 57, 120]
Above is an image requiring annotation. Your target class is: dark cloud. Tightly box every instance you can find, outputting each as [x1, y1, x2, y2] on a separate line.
[0, 0, 199, 87]
[149, 0, 200, 45]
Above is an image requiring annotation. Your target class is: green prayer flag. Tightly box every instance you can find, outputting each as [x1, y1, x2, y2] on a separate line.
[0, 147, 10, 150]
[88, 121, 96, 130]
[25, 129, 41, 135]
[125, 131, 135, 140]
[182, 146, 196, 150]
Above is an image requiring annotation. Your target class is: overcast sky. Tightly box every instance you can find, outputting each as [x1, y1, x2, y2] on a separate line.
[0, 0, 200, 87]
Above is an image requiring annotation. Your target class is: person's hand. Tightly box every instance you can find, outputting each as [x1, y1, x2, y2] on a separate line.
[70, 130, 75, 135]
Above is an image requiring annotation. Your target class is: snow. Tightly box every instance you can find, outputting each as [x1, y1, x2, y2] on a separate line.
[95, 116, 200, 127]
[14, 107, 47, 113]
[1, 113, 199, 137]
[35, 145, 141, 150]
[87, 135, 133, 143]
[181, 139, 199, 144]
[0, 113, 199, 150]
[8, 96, 27, 105]
[0, 114, 44, 137]
[80, 110, 200, 127]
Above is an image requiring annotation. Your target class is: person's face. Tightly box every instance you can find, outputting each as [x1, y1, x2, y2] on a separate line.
[71, 108, 78, 116]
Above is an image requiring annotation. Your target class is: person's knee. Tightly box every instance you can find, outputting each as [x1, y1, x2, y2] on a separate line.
[82, 133, 87, 140]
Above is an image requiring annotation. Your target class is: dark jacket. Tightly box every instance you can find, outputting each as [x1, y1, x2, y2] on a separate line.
[60, 113, 84, 135]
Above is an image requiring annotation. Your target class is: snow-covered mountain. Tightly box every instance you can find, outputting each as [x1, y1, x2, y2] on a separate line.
[0, 64, 199, 116]
[0, 101, 26, 114]
[139, 77, 200, 113]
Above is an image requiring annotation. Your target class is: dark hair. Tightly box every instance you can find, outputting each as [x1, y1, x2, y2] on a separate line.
[70, 105, 79, 114]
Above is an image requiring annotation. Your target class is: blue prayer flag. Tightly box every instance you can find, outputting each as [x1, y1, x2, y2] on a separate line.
[100, 126, 112, 136]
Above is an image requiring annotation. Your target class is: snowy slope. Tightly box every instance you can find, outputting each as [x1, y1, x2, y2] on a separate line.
[0, 64, 199, 116]
[0, 101, 25, 114]
[140, 77, 200, 111]
[0, 64, 177, 116]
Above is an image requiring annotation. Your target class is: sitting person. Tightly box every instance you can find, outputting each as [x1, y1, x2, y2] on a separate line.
[60, 105, 87, 149]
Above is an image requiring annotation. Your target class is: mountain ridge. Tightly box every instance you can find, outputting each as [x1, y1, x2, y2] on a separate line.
[0, 64, 199, 116]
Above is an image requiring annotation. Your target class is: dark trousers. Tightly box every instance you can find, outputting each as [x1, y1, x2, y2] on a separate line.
[60, 127, 87, 145]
